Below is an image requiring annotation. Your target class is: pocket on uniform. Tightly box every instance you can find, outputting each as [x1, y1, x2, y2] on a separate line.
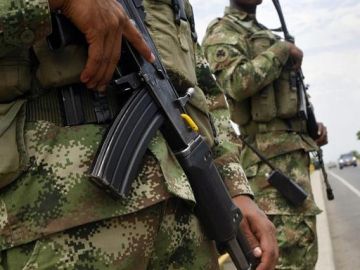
[143, 1, 197, 91]
[0, 100, 28, 188]
[251, 84, 277, 122]
[275, 70, 298, 118]
[33, 40, 87, 89]
[227, 97, 251, 126]
[248, 31, 276, 56]
[0, 50, 32, 102]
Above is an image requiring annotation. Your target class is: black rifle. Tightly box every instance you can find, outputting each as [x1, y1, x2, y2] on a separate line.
[272, 0, 334, 201]
[314, 150, 334, 200]
[49, 1, 258, 269]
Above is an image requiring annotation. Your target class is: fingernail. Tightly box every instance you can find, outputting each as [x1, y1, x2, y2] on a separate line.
[253, 247, 262, 257]
[150, 53, 156, 62]
[81, 74, 90, 83]
[87, 83, 96, 89]
[98, 85, 106, 92]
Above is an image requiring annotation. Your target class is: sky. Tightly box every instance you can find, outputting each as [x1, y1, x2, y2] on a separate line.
[191, 0, 360, 162]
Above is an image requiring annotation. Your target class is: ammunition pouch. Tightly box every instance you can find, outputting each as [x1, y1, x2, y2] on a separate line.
[0, 50, 32, 102]
[232, 29, 301, 127]
[227, 97, 251, 126]
[144, 0, 197, 92]
[251, 84, 277, 122]
[0, 100, 28, 188]
[275, 70, 298, 118]
[33, 40, 87, 89]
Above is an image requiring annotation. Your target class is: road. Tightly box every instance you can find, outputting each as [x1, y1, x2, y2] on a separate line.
[221, 166, 360, 270]
[325, 165, 360, 270]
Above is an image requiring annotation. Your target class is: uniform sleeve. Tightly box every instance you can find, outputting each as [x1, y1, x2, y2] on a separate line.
[0, 0, 51, 57]
[195, 43, 254, 198]
[203, 27, 290, 102]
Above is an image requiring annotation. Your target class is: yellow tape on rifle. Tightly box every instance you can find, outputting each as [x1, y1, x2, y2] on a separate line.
[181, 114, 199, 132]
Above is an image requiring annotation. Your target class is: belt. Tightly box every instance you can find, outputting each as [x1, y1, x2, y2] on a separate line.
[26, 84, 121, 126]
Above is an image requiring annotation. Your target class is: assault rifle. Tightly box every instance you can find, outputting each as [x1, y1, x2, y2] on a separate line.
[272, 0, 334, 201]
[49, 0, 258, 269]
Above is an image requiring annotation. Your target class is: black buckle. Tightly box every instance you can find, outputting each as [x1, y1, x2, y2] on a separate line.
[172, 0, 187, 25]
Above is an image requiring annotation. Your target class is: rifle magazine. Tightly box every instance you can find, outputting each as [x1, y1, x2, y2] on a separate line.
[90, 89, 164, 197]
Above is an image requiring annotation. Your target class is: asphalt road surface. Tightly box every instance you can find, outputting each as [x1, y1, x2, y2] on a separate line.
[325, 165, 360, 270]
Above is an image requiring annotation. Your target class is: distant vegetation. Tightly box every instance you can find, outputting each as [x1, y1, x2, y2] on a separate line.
[352, 150, 360, 159]
[357, 131, 360, 140]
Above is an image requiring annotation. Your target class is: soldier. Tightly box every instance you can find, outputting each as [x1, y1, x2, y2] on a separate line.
[202, 0, 328, 269]
[0, 0, 279, 269]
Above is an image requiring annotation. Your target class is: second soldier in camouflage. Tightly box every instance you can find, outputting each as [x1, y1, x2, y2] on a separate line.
[202, 0, 326, 269]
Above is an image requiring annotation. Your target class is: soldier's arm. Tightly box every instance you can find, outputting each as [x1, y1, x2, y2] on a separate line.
[195, 44, 253, 198]
[0, 0, 52, 57]
[203, 28, 290, 102]
[0, 0, 154, 90]
[196, 45, 279, 268]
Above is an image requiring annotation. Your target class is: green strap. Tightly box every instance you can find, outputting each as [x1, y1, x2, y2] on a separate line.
[0, 100, 25, 136]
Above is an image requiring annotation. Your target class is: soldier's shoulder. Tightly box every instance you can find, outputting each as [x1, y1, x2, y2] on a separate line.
[203, 17, 239, 47]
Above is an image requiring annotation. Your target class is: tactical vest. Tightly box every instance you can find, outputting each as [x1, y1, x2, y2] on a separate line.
[220, 15, 305, 136]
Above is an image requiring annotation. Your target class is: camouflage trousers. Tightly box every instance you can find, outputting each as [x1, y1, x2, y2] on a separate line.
[249, 150, 319, 270]
[269, 215, 317, 270]
[0, 198, 219, 270]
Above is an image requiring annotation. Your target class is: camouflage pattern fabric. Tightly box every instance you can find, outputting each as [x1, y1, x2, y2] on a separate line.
[0, 0, 51, 57]
[249, 150, 320, 216]
[269, 215, 317, 270]
[202, 5, 320, 216]
[195, 44, 253, 198]
[202, 9, 289, 103]
[202, 6, 321, 269]
[0, 198, 219, 270]
[0, 121, 173, 250]
[0, 0, 253, 264]
[248, 149, 320, 270]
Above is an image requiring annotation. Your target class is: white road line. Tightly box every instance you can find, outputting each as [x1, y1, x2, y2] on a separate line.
[328, 171, 360, 198]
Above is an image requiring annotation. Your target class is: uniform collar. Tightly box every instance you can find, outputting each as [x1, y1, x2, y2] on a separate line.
[224, 6, 256, 21]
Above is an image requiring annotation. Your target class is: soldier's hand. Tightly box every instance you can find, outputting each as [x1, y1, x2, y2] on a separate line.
[48, 0, 155, 91]
[233, 195, 278, 270]
[315, 122, 328, 146]
[287, 42, 303, 71]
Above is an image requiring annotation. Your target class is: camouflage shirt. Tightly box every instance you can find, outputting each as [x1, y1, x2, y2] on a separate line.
[202, 6, 318, 166]
[202, 7, 320, 215]
[0, 0, 51, 57]
[0, 0, 252, 250]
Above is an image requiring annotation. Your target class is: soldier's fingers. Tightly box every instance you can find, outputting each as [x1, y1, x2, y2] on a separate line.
[97, 27, 123, 90]
[255, 221, 278, 270]
[240, 219, 260, 251]
[122, 18, 155, 63]
[255, 237, 278, 270]
[292, 59, 301, 71]
[80, 33, 105, 86]
[88, 34, 114, 90]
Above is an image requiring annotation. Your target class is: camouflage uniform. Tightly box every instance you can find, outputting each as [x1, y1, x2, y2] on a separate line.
[203, 6, 321, 270]
[0, 0, 252, 268]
